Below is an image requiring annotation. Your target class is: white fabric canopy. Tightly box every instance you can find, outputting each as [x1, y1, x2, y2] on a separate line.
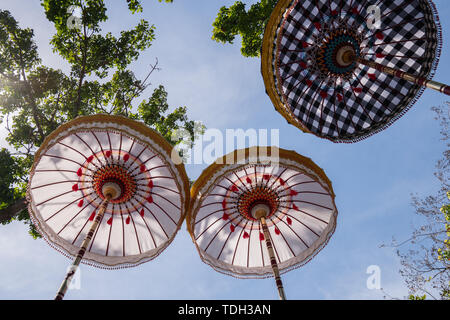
[188, 148, 338, 278]
[27, 115, 189, 269]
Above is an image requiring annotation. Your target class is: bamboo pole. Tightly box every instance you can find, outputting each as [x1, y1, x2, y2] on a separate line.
[337, 47, 450, 96]
[54, 194, 112, 300]
[356, 57, 450, 96]
[252, 204, 286, 300]
[260, 216, 287, 300]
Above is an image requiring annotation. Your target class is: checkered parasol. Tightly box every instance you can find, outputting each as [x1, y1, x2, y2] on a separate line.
[261, 0, 448, 143]
[27, 115, 190, 299]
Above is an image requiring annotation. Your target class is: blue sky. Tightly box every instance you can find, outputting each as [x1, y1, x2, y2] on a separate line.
[0, 0, 449, 300]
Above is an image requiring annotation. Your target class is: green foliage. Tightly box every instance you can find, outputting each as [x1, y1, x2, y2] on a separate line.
[437, 192, 450, 262]
[0, 149, 31, 238]
[212, 0, 276, 57]
[408, 294, 427, 300]
[0, 10, 40, 74]
[127, 0, 173, 14]
[0, 149, 19, 208]
[0, 0, 201, 237]
[138, 85, 197, 146]
[393, 104, 450, 300]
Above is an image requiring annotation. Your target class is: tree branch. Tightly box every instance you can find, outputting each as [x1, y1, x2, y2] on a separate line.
[0, 197, 27, 224]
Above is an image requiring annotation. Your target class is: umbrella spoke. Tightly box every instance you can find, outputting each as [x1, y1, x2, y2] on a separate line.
[74, 133, 103, 165]
[231, 220, 250, 265]
[246, 221, 255, 268]
[90, 131, 108, 166]
[55, 196, 98, 233]
[279, 204, 330, 225]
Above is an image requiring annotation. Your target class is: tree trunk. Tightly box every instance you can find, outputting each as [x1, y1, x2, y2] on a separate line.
[0, 197, 27, 224]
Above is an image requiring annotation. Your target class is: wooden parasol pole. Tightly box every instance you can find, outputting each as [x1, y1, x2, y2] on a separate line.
[54, 193, 113, 300]
[356, 57, 450, 96]
[339, 48, 450, 96]
[253, 205, 287, 300]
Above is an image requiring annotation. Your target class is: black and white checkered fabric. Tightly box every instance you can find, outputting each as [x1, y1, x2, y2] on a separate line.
[272, 0, 441, 142]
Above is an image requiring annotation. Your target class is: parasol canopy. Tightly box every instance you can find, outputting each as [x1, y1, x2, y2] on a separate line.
[262, 0, 447, 143]
[27, 115, 189, 298]
[187, 147, 338, 298]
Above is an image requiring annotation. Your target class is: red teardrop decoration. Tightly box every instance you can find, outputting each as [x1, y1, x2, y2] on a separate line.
[123, 153, 130, 162]
[300, 61, 307, 69]
[287, 217, 292, 225]
[302, 41, 309, 48]
[222, 199, 227, 209]
[246, 177, 252, 184]
[77, 168, 83, 177]
[230, 225, 235, 233]
[331, 10, 338, 16]
[368, 73, 376, 81]
[290, 189, 298, 196]
[352, 7, 359, 15]
[222, 213, 229, 220]
[230, 185, 238, 192]
[77, 199, 84, 207]
[147, 195, 153, 203]
[376, 52, 386, 59]
[107, 217, 113, 225]
[87, 155, 94, 163]
[263, 174, 271, 180]
[105, 150, 112, 158]
[72, 184, 79, 192]
[337, 93, 343, 102]
[375, 32, 384, 40]
[140, 208, 145, 217]
[314, 22, 321, 30]
[353, 87, 362, 94]
[89, 211, 96, 221]
[320, 91, 328, 99]
[243, 232, 249, 239]
[275, 227, 281, 235]
[292, 204, 299, 211]
[148, 179, 153, 188]
[259, 232, 265, 241]
[306, 80, 313, 87]
[126, 216, 131, 224]
[279, 178, 285, 186]
[140, 164, 146, 173]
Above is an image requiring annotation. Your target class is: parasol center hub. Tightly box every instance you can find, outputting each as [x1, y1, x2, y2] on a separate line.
[102, 182, 122, 200]
[315, 29, 361, 78]
[237, 185, 279, 221]
[91, 163, 137, 204]
[250, 203, 271, 220]
[336, 45, 356, 67]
